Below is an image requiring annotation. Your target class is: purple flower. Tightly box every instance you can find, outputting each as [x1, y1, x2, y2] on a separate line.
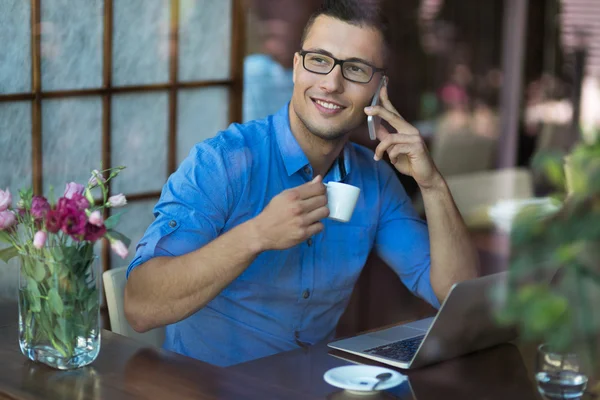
[69, 193, 90, 211]
[63, 182, 85, 199]
[31, 196, 51, 220]
[0, 188, 11, 212]
[45, 210, 62, 233]
[88, 170, 107, 188]
[61, 208, 87, 240]
[84, 222, 106, 242]
[33, 231, 47, 249]
[0, 210, 16, 230]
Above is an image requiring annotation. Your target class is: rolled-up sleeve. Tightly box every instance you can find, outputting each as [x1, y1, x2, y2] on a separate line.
[373, 163, 440, 309]
[126, 138, 245, 278]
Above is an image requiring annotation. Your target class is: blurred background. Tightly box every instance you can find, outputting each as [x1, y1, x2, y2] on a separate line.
[1, 0, 599, 330]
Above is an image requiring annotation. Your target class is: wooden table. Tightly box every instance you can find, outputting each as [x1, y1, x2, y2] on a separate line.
[229, 340, 545, 400]
[0, 309, 551, 400]
[2, 228, 585, 399]
[0, 302, 315, 400]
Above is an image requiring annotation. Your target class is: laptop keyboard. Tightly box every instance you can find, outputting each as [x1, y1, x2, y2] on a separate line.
[363, 334, 426, 362]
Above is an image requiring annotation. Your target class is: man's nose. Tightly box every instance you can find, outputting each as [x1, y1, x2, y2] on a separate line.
[319, 65, 345, 93]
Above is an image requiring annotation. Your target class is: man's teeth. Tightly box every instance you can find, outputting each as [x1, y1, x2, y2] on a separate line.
[315, 100, 342, 110]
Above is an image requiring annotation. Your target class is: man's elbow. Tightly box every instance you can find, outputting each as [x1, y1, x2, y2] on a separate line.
[123, 281, 153, 333]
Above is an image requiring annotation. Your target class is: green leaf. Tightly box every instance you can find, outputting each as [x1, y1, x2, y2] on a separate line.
[0, 246, 19, 263]
[104, 211, 126, 230]
[48, 288, 64, 315]
[107, 229, 131, 248]
[31, 261, 46, 282]
[26, 277, 41, 312]
[0, 230, 13, 245]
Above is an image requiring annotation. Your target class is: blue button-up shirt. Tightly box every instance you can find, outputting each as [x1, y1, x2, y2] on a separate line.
[127, 104, 439, 367]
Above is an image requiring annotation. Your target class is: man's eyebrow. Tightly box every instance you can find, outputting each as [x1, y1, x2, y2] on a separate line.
[304, 48, 375, 66]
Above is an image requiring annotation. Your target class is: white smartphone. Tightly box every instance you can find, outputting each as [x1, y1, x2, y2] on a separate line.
[367, 76, 387, 140]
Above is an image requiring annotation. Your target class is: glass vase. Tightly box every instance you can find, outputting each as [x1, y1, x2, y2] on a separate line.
[535, 344, 588, 400]
[18, 249, 101, 370]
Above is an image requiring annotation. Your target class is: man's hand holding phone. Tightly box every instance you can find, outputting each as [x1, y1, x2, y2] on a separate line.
[364, 79, 443, 191]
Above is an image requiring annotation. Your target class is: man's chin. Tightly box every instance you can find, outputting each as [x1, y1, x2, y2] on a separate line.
[308, 126, 349, 142]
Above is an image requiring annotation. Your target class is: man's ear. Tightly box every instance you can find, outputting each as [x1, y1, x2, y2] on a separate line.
[292, 52, 300, 83]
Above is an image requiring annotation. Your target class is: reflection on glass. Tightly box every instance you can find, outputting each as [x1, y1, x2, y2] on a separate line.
[0, 0, 31, 94]
[42, 98, 102, 193]
[112, 0, 170, 86]
[40, 0, 103, 90]
[111, 93, 168, 195]
[179, 0, 232, 81]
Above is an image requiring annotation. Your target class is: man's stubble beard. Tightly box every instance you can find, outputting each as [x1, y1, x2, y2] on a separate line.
[293, 104, 362, 143]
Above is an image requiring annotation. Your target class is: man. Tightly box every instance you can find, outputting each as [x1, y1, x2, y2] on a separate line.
[124, 0, 479, 367]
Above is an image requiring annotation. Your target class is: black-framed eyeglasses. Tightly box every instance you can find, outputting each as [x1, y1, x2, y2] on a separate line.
[299, 50, 386, 84]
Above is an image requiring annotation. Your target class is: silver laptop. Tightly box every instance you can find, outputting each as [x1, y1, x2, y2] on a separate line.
[328, 272, 517, 369]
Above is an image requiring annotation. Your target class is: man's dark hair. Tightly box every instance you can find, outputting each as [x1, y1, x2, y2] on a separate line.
[300, 0, 391, 64]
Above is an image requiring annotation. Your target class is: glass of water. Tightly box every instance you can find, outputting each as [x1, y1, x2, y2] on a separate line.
[535, 344, 588, 399]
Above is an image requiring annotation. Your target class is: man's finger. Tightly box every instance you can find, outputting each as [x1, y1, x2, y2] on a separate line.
[365, 105, 418, 136]
[379, 83, 402, 117]
[305, 206, 330, 225]
[374, 134, 420, 161]
[295, 175, 326, 199]
[305, 221, 325, 237]
[300, 195, 328, 213]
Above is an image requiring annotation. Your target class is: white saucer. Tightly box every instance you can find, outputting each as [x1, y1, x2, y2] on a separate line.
[323, 365, 406, 394]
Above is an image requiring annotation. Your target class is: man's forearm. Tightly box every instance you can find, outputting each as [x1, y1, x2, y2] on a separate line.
[124, 220, 263, 332]
[421, 175, 480, 302]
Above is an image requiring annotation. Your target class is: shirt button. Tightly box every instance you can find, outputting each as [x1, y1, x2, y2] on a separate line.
[302, 289, 310, 299]
[303, 166, 311, 174]
[307, 238, 312, 246]
[168, 220, 177, 228]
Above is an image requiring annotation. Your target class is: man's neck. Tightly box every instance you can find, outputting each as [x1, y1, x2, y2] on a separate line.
[288, 103, 347, 178]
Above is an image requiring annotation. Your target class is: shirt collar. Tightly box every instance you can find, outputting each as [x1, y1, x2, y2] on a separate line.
[272, 103, 352, 181]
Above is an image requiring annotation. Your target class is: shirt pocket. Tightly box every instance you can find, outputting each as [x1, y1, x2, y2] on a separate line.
[317, 223, 373, 290]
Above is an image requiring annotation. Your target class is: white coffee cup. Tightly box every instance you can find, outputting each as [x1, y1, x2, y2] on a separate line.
[325, 182, 361, 223]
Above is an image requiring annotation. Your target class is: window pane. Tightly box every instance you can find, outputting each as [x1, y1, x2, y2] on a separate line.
[112, 0, 170, 86]
[177, 87, 229, 164]
[0, 102, 32, 195]
[41, 0, 103, 90]
[0, 0, 31, 94]
[179, 0, 232, 81]
[111, 93, 168, 195]
[0, 101, 32, 302]
[109, 199, 157, 268]
[42, 98, 102, 193]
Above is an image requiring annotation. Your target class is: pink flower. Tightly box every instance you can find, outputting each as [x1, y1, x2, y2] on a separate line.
[63, 182, 85, 199]
[31, 196, 51, 220]
[111, 240, 128, 259]
[0, 188, 11, 212]
[33, 231, 47, 249]
[88, 170, 107, 188]
[45, 210, 62, 233]
[88, 211, 103, 227]
[0, 210, 16, 230]
[84, 222, 106, 242]
[107, 194, 127, 208]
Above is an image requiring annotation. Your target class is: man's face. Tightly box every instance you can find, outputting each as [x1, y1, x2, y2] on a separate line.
[291, 15, 386, 142]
